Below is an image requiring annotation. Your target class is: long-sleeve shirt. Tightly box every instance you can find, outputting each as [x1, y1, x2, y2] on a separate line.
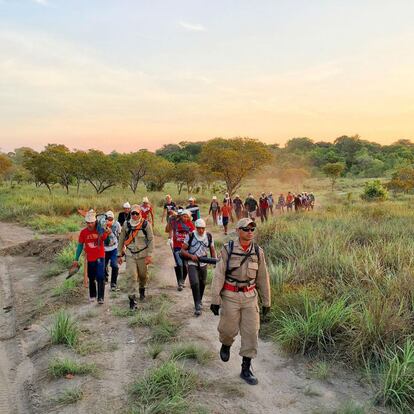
[211, 239, 271, 307]
[117, 220, 154, 259]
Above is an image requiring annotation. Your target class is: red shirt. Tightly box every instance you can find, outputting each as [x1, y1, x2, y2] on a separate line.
[79, 227, 107, 262]
[140, 205, 153, 221]
[221, 205, 231, 218]
[172, 219, 195, 249]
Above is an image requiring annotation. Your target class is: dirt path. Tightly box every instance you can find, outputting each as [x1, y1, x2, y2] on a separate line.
[0, 222, 380, 414]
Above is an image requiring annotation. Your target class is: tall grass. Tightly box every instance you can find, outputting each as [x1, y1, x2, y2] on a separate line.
[48, 357, 97, 377]
[130, 361, 199, 414]
[49, 310, 79, 347]
[259, 199, 414, 411]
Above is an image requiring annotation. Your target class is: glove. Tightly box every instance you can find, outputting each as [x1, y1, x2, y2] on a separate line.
[167, 238, 173, 247]
[262, 306, 270, 317]
[210, 304, 220, 316]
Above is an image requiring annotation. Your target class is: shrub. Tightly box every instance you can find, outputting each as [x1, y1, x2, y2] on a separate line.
[49, 310, 79, 347]
[361, 180, 388, 201]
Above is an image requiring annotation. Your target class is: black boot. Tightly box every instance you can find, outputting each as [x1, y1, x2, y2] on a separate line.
[191, 283, 201, 316]
[128, 294, 137, 310]
[220, 344, 231, 362]
[139, 288, 145, 301]
[240, 357, 258, 385]
[174, 266, 183, 291]
[111, 267, 119, 291]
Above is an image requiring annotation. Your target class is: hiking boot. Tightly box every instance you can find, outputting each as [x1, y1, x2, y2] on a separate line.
[129, 294, 137, 310]
[240, 357, 258, 385]
[98, 298, 104, 305]
[177, 285, 183, 292]
[110, 284, 119, 292]
[194, 304, 202, 317]
[220, 344, 231, 362]
[139, 288, 145, 301]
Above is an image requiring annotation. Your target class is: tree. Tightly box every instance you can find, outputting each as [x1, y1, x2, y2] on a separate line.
[119, 150, 157, 193]
[23, 150, 57, 193]
[0, 154, 12, 179]
[82, 150, 120, 194]
[144, 157, 174, 192]
[285, 137, 315, 153]
[199, 137, 272, 196]
[173, 162, 200, 194]
[322, 162, 345, 191]
[43, 144, 74, 193]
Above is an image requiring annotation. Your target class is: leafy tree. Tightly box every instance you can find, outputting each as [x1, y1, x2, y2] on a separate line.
[322, 162, 345, 191]
[199, 137, 272, 196]
[120, 150, 157, 193]
[82, 150, 121, 194]
[0, 154, 12, 179]
[285, 137, 315, 153]
[361, 180, 388, 201]
[144, 157, 174, 192]
[43, 144, 74, 193]
[334, 135, 364, 169]
[23, 150, 57, 193]
[173, 162, 200, 194]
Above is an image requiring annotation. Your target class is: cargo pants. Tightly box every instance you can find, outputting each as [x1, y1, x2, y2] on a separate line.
[126, 255, 148, 296]
[218, 289, 260, 359]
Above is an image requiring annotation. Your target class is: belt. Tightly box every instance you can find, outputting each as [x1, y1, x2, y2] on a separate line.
[223, 282, 256, 293]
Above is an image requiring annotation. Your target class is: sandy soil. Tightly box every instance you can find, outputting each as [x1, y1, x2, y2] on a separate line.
[0, 222, 385, 414]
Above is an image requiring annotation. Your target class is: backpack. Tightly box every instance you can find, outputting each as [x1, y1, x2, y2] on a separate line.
[225, 240, 260, 279]
[124, 220, 149, 254]
[188, 231, 213, 249]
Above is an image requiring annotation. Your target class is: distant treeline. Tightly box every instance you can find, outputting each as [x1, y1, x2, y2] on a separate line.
[1, 135, 414, 194]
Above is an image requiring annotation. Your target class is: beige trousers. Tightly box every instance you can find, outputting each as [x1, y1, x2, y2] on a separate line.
[218, 290, 260, 358]
[126, 255, 148, 295]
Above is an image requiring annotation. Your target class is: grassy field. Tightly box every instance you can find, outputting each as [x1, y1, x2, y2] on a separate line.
[258, 198, 414, 413]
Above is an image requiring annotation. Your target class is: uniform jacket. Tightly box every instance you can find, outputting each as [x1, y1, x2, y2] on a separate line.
[117, 220, 154, 259]
[211, 239, 271, 307]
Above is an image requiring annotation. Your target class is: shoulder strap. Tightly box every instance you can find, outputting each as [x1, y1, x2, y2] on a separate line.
[188, 232, 195, 245]
[225, 240, 234, 274]
[207, 232, 212, 248]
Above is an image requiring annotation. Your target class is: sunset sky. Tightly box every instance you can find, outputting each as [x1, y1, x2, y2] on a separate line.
[1, 0, 414, 153]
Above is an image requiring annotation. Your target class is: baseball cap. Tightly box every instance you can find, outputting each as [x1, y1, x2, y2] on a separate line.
[195, 218, 206, 228]
[236, 218, 256, 229]
[123, 202, 131, 209]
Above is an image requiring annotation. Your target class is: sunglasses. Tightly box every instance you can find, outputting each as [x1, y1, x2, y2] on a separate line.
[107, 217, 114, 221]
[240, 227, 255, 232]
[131, 211, 140, 216]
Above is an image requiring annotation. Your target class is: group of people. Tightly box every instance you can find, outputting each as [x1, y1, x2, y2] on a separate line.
[208, 191, 316, 228]
[70, 192, 273, 385]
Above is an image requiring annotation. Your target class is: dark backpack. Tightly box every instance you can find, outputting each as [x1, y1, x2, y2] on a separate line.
[225, 240, 260, 278]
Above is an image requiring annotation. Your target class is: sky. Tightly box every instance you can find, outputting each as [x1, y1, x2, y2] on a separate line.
[1, 0, 414, 153]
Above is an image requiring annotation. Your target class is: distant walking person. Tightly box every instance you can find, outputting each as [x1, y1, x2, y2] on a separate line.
[267, 193, 274, 215]
[233, 195, 244, 220]
[181, 219, 216, 316]
[221, 201, 231, 235]
[244, 194, 258, 221]
[209, 196, 220, 226]
[140, 197, 154, 225]
[162, 194, 176, 223]
[186, 197, 201, 222]
[259, 193, 269, 222]
[277, 193, 286, 213]
[118, 202, 131, 227]
[104, 210, 121, 291]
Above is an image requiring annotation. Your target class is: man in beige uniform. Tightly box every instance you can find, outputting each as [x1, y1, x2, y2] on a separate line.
[210, 218, 271, 385]
[118, 204, 154, 309]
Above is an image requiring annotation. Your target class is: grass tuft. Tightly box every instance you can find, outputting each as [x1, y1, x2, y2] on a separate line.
[170, 343, 213, 365]
[54, 386, 83, 405]
[48, 357, 97, 377]
[49, 310, 79, 347]
[130, 361, 198, 413]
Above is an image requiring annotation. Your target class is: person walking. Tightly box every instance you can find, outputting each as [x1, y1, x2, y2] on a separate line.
[223, 192, 234, 222]
[167, 209, 195, 291]
[162, 194, 176, 223]
[233, 195, 244, 220]
[209, 196, 220, 226]
[277, 193, 286, 214]
[117, 205, 154, 309]
[181, 219, 216, 316]
[104, 210, 121, 291]
[259, 193, 269, 223]
[72, 210, 109, 304]
[186, 197, 201, 222]
[210, 218, 271, 385]
[267, 193, 274, 215]
[221, 200, 231, 235]
[244, 194, 258, 221]
[140, 197, 154, 225]
[118, 202, 131, 227]
[286, 192, 294, 212]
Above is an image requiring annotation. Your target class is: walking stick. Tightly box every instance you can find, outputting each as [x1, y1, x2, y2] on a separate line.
[83, 256, 88, 288]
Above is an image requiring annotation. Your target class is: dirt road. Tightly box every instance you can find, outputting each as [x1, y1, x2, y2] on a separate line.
[0, 223, 379, 413]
